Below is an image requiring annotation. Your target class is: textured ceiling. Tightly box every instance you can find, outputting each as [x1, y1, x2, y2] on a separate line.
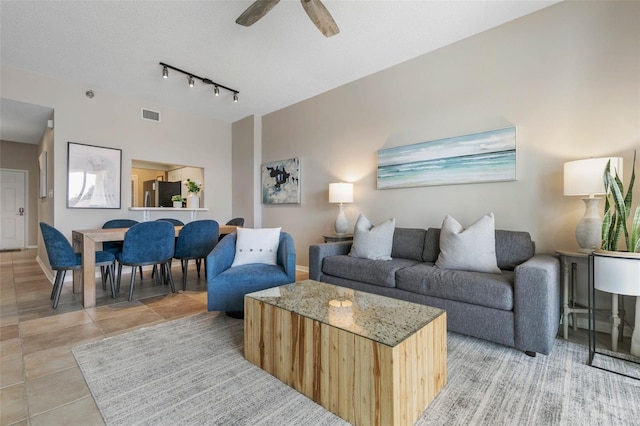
[1, 0, 557, 129]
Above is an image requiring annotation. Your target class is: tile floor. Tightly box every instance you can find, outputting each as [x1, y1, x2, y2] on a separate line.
[0, 248, 309, 425]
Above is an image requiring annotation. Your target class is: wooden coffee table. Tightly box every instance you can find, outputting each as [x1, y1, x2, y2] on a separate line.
[244, 279, 447, 426]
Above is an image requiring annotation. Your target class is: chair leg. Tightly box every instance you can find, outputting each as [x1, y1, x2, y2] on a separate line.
[109, 263, 116, 298]
[128, 266, 137, 302]
[182, 259, 188, 292]
[100, 266, 107, 290]
[52, 270, 66, 309]
[165, 262, 176, 294]
[196, 259, 201, 278]
[117, 263, 123, 294]
[139, 266, 143, 280]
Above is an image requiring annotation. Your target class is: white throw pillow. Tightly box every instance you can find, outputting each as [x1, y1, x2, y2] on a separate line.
[349, 214, 395, 260]
[435, 213, 501, 274]
[231, 227, 281, 267]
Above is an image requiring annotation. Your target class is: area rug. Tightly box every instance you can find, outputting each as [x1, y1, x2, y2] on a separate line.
[73, 313, 640, 426]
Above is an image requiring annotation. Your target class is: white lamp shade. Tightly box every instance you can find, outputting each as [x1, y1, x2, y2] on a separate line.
[563, 157, 623, 196]
[329, 182, 353, 204]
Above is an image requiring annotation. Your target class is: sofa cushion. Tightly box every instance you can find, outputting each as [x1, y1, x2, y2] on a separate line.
[322, 255, 419, 288]
[495, 230, 535, 270]
[435, 213, 501, 274]
[423, 228, 535, 270]
[396, 262, 514, 311]
[391, 228, 426, 261]
[349, 214, 395, 260]
[422, 228, 441, 262]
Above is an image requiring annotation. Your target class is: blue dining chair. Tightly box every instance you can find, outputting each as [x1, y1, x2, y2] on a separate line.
[40, 222, 116, 308]
[174, 220, 219, 291]
[152, 219, 184, 282]
[102, 219, 142, 281]
[116, 221, 176, 301]
[219, 218, 244, 242]
[156, 218, 184, 226]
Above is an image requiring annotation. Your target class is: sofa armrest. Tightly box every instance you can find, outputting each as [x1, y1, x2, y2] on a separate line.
[206, 233, 236, 279]
[513, 254, 560, 355]
[309, 241, 352, 281]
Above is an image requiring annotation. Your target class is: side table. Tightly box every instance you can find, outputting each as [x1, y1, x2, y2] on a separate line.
[556, 250, 589, 339]
[323, 233, 353, 243]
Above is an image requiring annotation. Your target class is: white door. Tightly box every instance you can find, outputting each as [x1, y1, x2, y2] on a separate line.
[0, 170, 26, 250]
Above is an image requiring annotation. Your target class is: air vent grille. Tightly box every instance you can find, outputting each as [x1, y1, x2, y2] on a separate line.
[141, 108, 161, 122]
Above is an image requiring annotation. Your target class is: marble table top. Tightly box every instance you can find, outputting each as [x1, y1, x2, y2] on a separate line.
[246, 279, 445, 347]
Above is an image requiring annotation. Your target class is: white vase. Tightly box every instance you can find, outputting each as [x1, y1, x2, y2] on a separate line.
[187, 194, 199, 209]
[173, 201, 182, 208]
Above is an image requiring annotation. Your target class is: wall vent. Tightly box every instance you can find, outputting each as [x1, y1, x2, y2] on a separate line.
[141, 108, 161, 122]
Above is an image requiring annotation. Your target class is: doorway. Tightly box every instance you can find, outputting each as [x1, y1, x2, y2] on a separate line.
[0, 169, 27, 250]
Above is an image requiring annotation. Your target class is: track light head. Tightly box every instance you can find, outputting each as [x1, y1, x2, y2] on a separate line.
[188, 76, 195, 88]
[214, 86, 220, 96]
[233, 93, 238, 102]
[162, 66, 169, 78]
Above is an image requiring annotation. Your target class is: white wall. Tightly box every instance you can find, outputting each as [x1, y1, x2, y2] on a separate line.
[0, 67, 232, 262]
[261, 1, 640, 267]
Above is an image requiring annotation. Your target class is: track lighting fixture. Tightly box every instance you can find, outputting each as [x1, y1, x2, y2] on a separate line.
[159, 62, 239, 102]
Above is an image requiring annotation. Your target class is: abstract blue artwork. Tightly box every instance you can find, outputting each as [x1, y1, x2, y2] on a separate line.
[261, 157, 301, 204]
[377, 127, 516, 189]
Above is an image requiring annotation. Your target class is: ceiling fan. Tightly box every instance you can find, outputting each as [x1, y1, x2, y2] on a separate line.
[236, 0, 340, 38]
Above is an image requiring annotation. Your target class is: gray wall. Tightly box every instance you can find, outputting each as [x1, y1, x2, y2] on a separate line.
[260, 1, 640, 267]
[232, 115, 257, 228]
[1, 67, 232, 265]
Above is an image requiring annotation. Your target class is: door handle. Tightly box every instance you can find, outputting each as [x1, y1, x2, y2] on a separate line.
[18, 207, 24, 216]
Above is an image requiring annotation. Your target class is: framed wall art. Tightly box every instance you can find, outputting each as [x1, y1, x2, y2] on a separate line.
[377, 127, 516, 189]
[67, 142, 122, 209]
[261, 157, 300, 204]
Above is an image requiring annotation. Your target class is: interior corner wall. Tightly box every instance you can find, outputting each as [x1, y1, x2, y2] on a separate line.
[0, 140, 39, 246]
[260, 1, 640, 267]
[232, 115, 256, 228]
[0, 66, 233, 252]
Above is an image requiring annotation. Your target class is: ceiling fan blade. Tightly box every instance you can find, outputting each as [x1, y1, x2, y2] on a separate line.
[236, 0, 281, 26]
[301, 0, 340, 38]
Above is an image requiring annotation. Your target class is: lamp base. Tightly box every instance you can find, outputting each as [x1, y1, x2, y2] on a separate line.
[575, 197, 602, 253]
[334, 204, 348, 235]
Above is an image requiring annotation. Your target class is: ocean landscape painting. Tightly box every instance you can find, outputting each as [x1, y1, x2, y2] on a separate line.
[377, 127, 516, 189]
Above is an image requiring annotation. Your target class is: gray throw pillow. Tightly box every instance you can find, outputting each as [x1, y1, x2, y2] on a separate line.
[435, 212, 501, 274]
[349, 214, 395, 260]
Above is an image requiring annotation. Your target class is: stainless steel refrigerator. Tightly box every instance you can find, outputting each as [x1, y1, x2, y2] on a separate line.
[142, 180, 181, 207]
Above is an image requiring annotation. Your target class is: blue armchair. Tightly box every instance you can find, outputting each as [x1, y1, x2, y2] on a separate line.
[206, 231, 296, 315]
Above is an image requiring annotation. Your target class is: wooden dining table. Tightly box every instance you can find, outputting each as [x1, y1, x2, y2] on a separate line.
[71, 224, 237, 308]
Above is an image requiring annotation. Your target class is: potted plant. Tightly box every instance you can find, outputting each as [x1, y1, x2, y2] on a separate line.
[184, 178, 202, 208]
[171, 195, 183, 208]
[601, 150, 639, 252]
[595, 150, 640, 356]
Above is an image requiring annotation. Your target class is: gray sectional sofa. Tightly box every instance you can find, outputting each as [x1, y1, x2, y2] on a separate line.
[309, 227, 560, 355]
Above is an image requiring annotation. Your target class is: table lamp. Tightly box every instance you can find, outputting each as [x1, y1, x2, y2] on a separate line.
[329, 182, 353, 235]
[563, 157, 623, 253]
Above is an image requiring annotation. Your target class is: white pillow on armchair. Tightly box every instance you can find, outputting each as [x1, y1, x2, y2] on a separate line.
[231, 227, 281, 267]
